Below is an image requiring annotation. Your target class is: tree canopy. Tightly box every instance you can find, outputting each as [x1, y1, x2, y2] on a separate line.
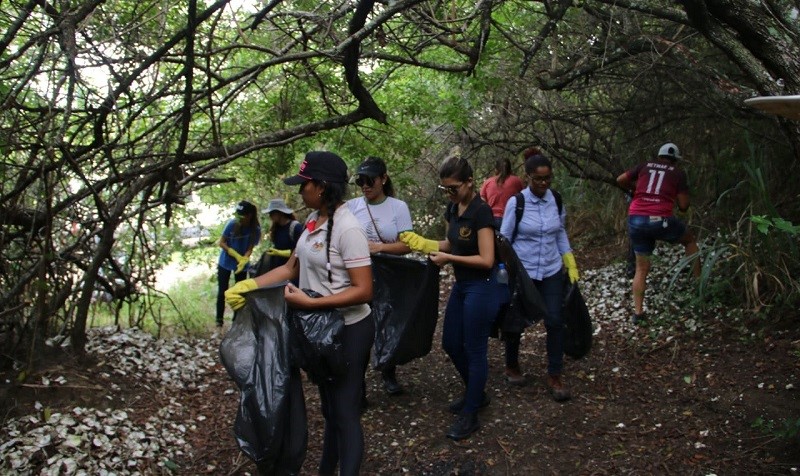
[1, 0, 798, 360]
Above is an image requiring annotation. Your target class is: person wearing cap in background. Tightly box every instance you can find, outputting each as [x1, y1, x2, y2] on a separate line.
[225, 151, 374, 476]
[346, 156, 413, 398]
[215, 200, 261, 328]
[616, 142, 701, 325]
[254, 198, 304, 276]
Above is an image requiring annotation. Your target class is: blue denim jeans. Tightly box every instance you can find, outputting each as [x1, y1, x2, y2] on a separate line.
[442, 277, 500, 415]
[628, 215, 686, 255]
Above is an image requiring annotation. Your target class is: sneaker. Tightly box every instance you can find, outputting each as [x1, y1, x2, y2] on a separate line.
[504, 367, 527, 386]
[382, 373, 404, 396]
[632, 312, 646, 325]
[448, 392, 490, 414]
[546, 374, 571, 402]
[446, 412, 479, 440]
[625, 264, 636, 279]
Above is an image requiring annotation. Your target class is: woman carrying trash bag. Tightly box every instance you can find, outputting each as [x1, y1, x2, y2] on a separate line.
[225, 151, 374, 476]
[346, 156, 413, 397]
[400, 154, 500, 441]
[498, 148, 580, 402]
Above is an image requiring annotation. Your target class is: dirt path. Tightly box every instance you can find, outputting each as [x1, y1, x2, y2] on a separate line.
[2, 246, 798, 475]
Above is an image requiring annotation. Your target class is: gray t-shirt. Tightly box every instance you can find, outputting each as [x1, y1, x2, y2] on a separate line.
[295, 205, 372, 325]
[346, 196, 413, 243]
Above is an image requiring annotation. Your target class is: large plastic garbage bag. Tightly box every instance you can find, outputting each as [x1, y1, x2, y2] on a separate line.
[287, 290, 347, 385]
[219, 284, 307, 475]
[370, 254, 440, 370]
[495, 235, 549, 334]
[562, 281, 593, 359]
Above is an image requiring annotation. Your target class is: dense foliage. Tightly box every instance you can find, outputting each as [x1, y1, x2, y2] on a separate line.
[1, 0, 798, 366]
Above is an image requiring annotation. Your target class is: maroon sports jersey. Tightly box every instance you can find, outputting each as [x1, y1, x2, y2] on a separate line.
[626, 161, 688, 216]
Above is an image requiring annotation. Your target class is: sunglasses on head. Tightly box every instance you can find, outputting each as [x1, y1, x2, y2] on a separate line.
[355, 175, 376, 187]
[437, 183, 463, 195]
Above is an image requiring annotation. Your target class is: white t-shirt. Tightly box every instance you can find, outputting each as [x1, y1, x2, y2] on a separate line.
[346, 196, 413, 243]
[295, 205, 371, 325]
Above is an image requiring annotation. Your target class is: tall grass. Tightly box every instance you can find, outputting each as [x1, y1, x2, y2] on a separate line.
[669, 144, 800, 321]
[89, 255, 219, 338]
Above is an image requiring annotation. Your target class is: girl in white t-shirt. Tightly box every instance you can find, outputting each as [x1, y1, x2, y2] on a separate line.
[347, 157, 413, 397]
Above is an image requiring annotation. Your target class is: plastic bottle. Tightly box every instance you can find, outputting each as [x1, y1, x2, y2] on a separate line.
[497, 263, 508, 285]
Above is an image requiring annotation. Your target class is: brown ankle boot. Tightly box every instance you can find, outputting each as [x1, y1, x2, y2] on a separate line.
[546, 374, 571, 402]
[504, 366, 526, 386]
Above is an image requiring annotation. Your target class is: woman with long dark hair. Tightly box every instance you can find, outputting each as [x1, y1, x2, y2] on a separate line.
[480, 157, 524, 230]
[254, 198, 303, 275]
[225, 151, 374, 476]
[401, 155, 500, 441]
[346, 156, 412, 396]
[215, 200, 260, 327]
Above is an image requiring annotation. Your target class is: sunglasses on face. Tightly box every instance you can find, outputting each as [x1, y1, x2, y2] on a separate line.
[527, 174, 553, 184]
[355, 175, 376, 187]
[437, 183, 463, 195]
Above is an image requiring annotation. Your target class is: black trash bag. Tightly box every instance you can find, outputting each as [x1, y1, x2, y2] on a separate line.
[287, 290, 347, 385]
[371, 254, 440, 370]
[562, 280, 593, 359]
[495, 235, 549, 335]
[219, 284, 307, 475]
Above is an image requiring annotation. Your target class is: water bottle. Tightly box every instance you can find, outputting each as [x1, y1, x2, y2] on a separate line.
[496, 263, 509, 285]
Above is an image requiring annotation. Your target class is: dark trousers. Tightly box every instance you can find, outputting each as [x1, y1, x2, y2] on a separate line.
[318, 314, 375, 476]
[441, 278, 499, 415]
[215, 265, 247, 324]
[504, 272, 565, 375]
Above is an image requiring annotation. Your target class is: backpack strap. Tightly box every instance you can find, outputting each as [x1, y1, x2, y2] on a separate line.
[511, 192, 524, 242]
[288, 220, 301, 242]
[552, 189, 563, 216]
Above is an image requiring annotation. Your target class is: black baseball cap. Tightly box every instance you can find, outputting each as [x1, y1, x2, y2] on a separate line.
[356, 157, 387, 177]
[235, 200, 256, 216]
[284, 151, 348, 185]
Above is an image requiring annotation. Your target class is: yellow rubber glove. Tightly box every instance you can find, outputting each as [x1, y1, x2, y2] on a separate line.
[399, 231, 439, 254]
[227, 248, 244, 261]
[226, 248, 249, 273]
[266, 248, 292, 258]
[235, 256, 249, 274]
[675, 206, 691, 221]
[562, 252, 580, 283]
[224, 279, 258, 311]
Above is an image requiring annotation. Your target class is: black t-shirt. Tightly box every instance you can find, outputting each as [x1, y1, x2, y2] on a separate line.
[445, 195, 495, 282]
[269, 220, 303, 269]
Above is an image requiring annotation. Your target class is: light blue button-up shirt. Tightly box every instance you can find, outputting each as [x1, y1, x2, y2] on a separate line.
[499, 188, 572, 280]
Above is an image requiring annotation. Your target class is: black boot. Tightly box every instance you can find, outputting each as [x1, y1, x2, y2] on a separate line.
[446, 412, 479, 440]
[447, 391, 490, 414]
[381, 367, 404, 396]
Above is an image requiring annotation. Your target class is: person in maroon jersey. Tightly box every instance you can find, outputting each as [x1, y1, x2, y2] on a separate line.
[616, 143, 700, 324]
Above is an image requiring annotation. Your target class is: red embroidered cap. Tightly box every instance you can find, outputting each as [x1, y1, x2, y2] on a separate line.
[284, 151, 348, 185]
